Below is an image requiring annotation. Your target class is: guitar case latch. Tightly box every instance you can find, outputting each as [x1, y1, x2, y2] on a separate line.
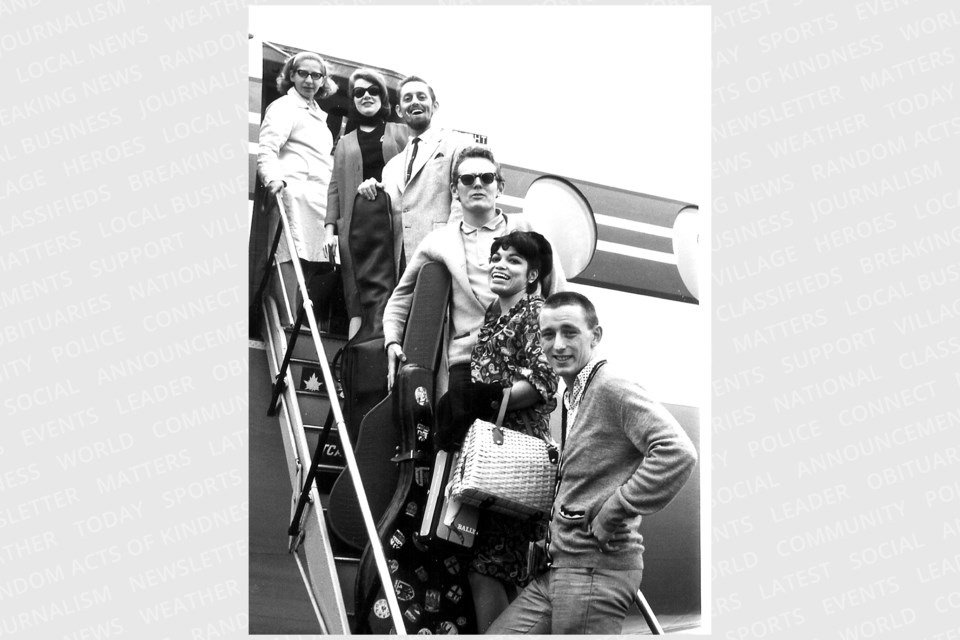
[391, 450, 424, 463]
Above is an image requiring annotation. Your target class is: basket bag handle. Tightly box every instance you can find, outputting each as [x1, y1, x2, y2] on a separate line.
[489, 388, 559, 464]
[490, 388, 511, 445]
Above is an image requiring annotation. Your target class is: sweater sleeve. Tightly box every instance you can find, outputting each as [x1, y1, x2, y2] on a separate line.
[595, 384, 697, 530]
[382, 234, 437, 347]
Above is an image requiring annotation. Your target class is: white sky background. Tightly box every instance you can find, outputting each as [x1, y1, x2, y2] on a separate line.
[249, 5, 709, 203]
[249, 6, 710, 406]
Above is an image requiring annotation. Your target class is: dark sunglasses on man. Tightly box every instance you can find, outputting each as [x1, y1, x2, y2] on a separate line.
[457, 172, 497, 186]
[295, 69, 324, 81]
[352, 85, 383, 99]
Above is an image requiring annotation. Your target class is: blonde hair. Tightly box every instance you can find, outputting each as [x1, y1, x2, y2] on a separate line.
[277, 51, 338, 98]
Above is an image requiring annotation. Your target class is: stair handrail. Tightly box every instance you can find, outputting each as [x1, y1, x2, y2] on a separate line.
[250, 194, 288, 327]
[271, 193, 407, 635]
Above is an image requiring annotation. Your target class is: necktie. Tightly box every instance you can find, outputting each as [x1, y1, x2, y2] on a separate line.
[405, 137, 420, 183]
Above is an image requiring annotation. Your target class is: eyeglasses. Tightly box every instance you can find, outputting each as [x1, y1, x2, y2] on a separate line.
[295, 69, 324, 81]
[352, 85, 382, 99]
[457, 172, 497, 186]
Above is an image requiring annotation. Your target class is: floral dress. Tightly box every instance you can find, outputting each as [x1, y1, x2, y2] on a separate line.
[468, 294, 558, 586]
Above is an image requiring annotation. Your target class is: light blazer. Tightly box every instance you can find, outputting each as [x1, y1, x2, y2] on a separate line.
[383, 213, 567, 370]
[381, 127, 470, 265]
[326, 121, 409, 318]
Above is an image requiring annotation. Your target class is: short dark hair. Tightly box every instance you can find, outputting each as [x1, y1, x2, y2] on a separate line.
[348, 68, 392, 121]
[398, 75, 436, 103]
[491, 231, 553, 294]
[450, 145, 505, 192]
[542, 291, 599, 329]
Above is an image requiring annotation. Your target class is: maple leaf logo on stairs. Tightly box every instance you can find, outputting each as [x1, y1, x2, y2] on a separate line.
[303, 372, 322, 392]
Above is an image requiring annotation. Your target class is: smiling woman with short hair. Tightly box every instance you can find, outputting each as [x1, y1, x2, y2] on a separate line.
[462, 229, 558, 632]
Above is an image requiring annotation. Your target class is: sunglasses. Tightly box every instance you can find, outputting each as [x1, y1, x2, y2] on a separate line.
[295, 69, 324, 81]
[457, 172, 497, 186]
[352, 85, 382, 99]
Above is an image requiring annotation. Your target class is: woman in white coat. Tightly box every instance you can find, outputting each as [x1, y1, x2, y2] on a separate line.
[257, 51, 338, 281]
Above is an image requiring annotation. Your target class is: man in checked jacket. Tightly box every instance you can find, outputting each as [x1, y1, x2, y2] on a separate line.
[488, 291, 698, 634]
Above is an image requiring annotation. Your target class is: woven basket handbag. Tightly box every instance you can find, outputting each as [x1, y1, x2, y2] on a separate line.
[449, 389, 559, 519]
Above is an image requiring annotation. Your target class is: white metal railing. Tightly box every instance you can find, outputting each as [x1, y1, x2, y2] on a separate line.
[270, 193, 406, 635]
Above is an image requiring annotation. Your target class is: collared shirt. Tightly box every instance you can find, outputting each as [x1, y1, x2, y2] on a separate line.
[564, 356, 605, 427]
[403, 125, 441, 183]
[408, 124, 441, 148]
[460, 210, 507, 299]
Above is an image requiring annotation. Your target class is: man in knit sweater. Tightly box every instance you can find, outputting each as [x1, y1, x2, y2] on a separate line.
[488, 291, 698, 634]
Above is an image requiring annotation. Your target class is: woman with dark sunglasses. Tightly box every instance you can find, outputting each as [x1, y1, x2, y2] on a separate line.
[257, 51, 339, 282]
[326, 68, 410, 338]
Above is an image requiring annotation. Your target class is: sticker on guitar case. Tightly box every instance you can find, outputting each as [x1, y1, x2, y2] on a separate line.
[415, 386, 429, 405]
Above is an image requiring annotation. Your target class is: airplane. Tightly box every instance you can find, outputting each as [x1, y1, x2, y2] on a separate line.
[246, 30, 706, 636]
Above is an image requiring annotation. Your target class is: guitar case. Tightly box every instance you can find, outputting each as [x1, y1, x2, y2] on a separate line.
[327, 261, 450, 551]
[339, 190, 396, 447]
[350, 263, 477, 634]
[354, 366, 477, 634]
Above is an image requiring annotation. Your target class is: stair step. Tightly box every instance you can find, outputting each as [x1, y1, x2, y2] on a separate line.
[315, 463, 344, 474]
[316, 474, 337, 502]
[304, 423, 339, 433]
[291, 375, 333, 400]
[304, 424, 347, 469]
[296, 390, 333, 426]
[319, 502, 364, 562]
[286, 323, 349, 341]
[335, 556, 359, 616]
[324, 493, 362, 618]
[321, 518, 363, 562]
[283, 326, 348, 363]
[289, 361, 338, 395]
[301, 411, 346, 469]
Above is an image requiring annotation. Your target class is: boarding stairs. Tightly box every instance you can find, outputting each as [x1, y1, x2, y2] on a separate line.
[250, 195, 678, 635]
[251, 194, 406, 634]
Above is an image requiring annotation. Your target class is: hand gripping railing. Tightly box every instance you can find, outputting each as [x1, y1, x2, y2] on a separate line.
[271, 193, 406, 635]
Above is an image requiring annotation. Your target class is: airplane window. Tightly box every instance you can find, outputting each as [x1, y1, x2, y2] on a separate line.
[521, 177, 596, 279]
[672, 207, 700, 301]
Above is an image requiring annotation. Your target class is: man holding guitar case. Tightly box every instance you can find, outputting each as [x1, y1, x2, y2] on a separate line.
[382, 144, 565, 396]
[350, 262, 481, 635]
